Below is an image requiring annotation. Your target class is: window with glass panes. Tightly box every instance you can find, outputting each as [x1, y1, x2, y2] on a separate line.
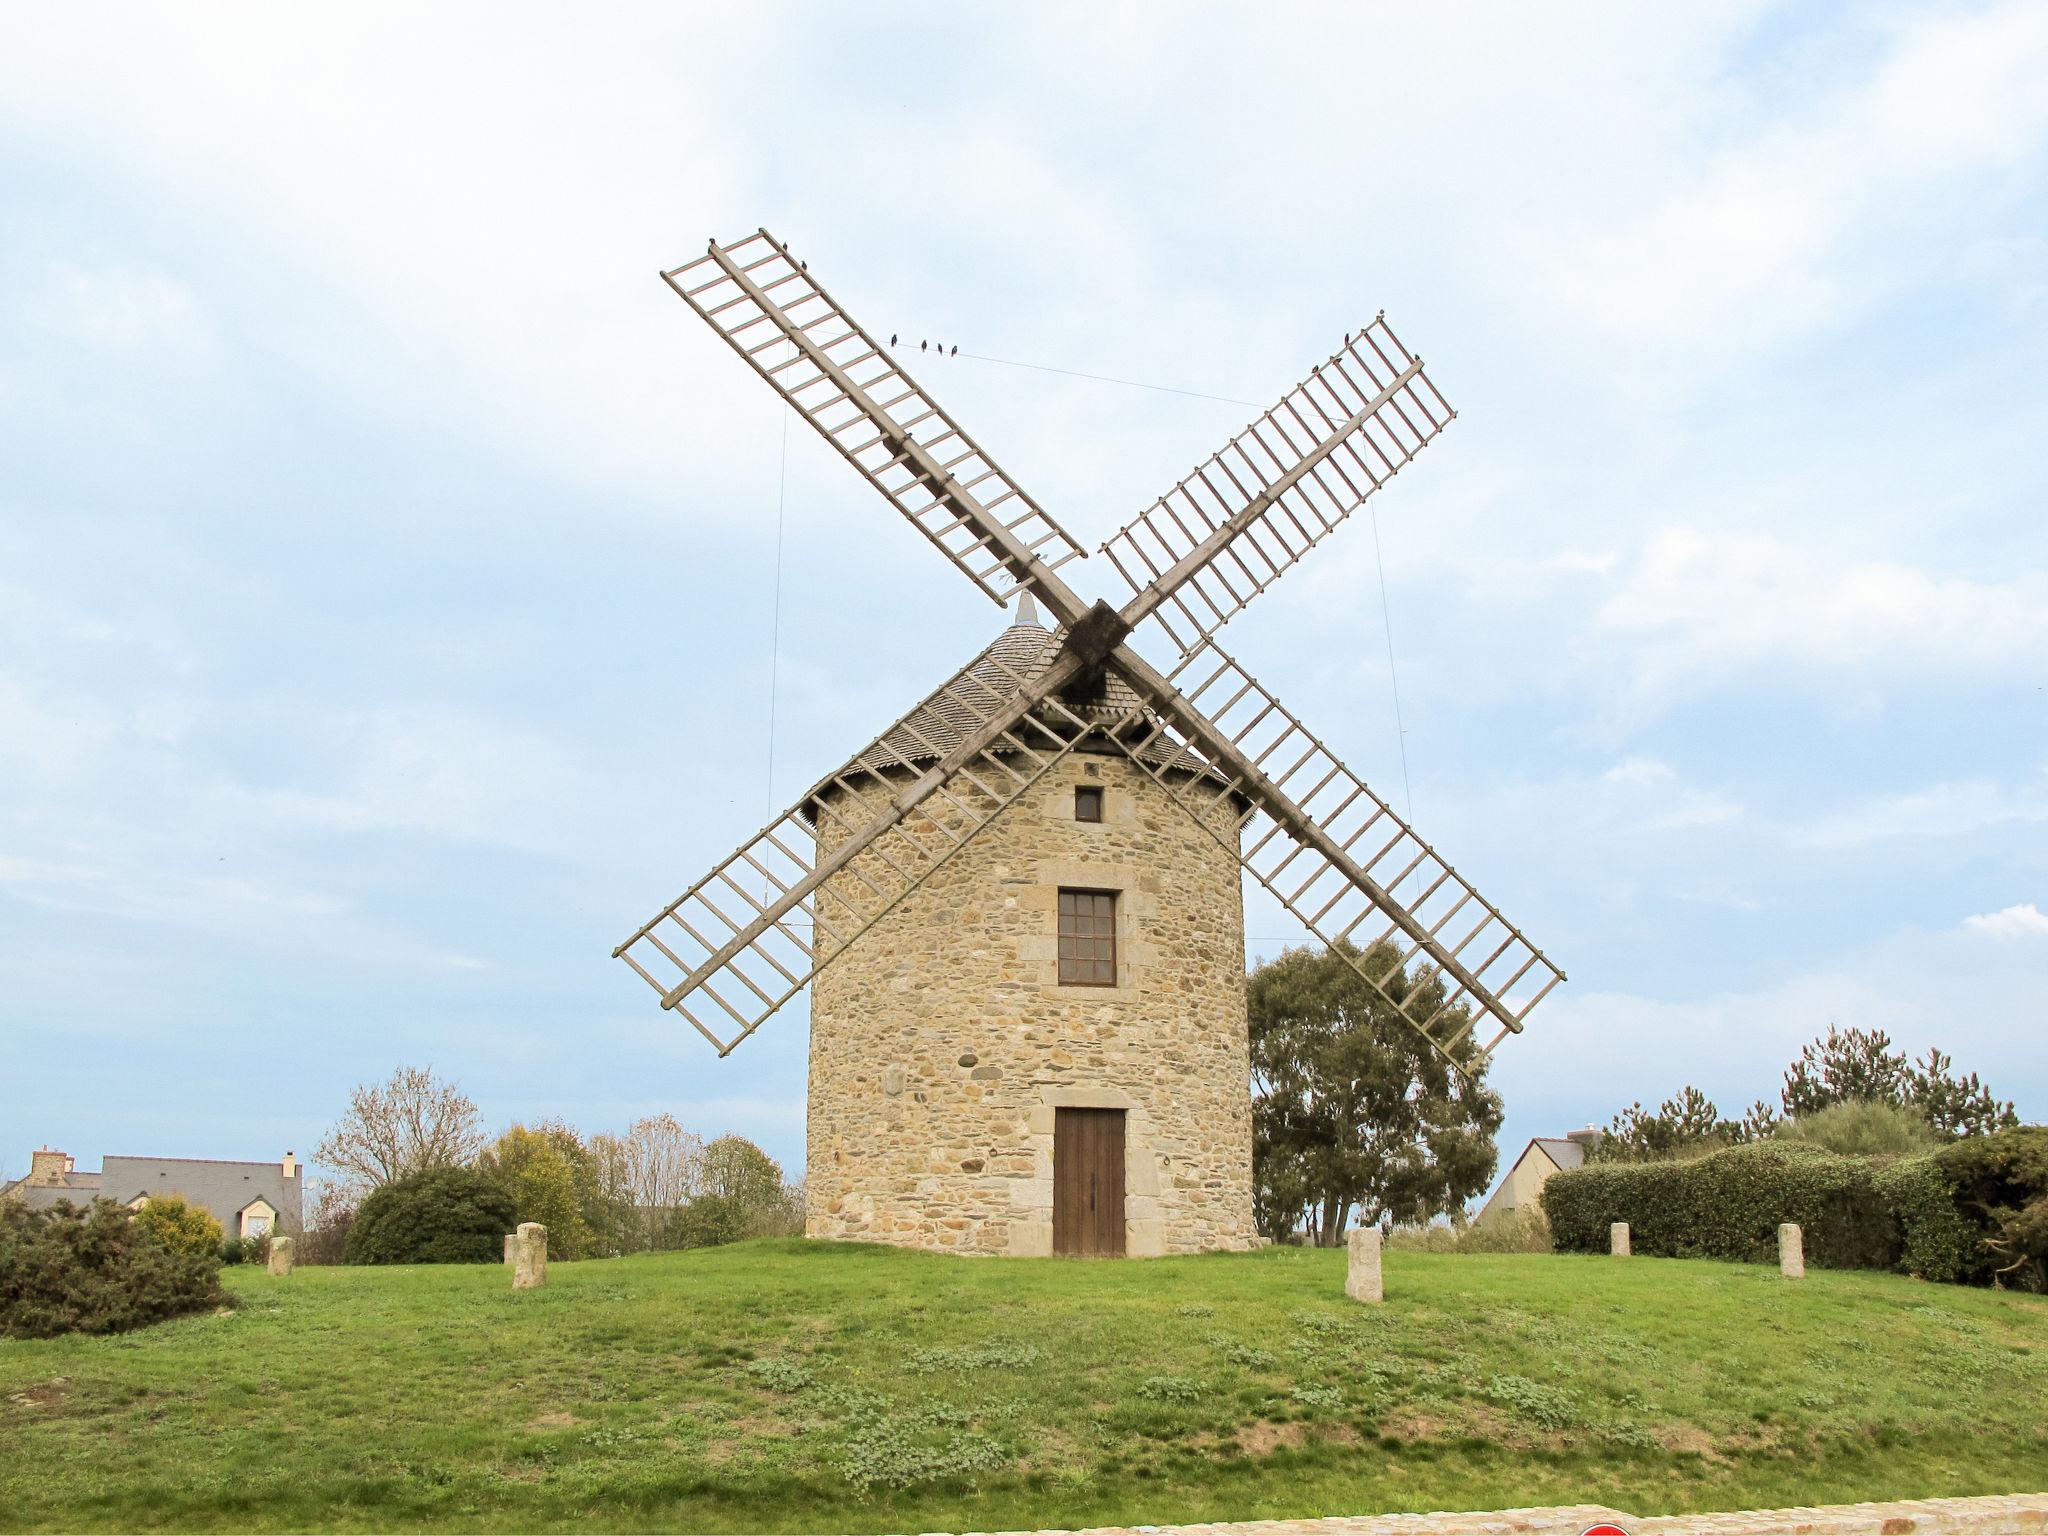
[1057, 888, 1117, 986]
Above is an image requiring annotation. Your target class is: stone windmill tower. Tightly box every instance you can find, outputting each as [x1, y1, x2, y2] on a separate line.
[615, 230, 1565, 1257]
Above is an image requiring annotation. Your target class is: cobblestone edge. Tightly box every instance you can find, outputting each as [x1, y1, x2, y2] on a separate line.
[944, 1490, 2048, 1536]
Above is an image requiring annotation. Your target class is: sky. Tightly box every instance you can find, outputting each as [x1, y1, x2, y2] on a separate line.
[1, 3, 2043, 1197]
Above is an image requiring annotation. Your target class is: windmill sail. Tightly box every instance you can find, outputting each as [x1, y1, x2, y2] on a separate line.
[663, 230, 1087, 610]
[614, 631, 1097, 1054]
[1106, 637, 1562, 1064]
[1100, 316, 1453, 656]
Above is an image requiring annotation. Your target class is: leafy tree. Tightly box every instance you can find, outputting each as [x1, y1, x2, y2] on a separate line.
[1, 1199, 226, 1339]
[1248, 939, 1503, 1246]
[314, 1065, 485, 1195]
[688, 1136, 802, 1242]
[344, 1167, 515, 1265]
[1906, 1049, 2020, 1140]
[477, 1122, 598, 1259]
[1588, 1089, 1775, 1163]
[132, 1195, 225, 1260]
[1781, 1026, 2017, 1139]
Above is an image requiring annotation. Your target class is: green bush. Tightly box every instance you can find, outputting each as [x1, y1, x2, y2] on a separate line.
[1873, 1155, 1983, 1284]
[344, 1167, 515, 1265]
[1775, 1100, 1942, 1158]
[1933, 1126, 2048, 1292]
[133, 1195, 225, 1259]
[1542, 1142, 1895, 1269]
[0, 1198, 226, 1339]
[674, 1193, 746, 1249]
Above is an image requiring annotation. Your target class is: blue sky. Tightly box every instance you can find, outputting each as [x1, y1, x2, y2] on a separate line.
[2, 4, 2043, 1193]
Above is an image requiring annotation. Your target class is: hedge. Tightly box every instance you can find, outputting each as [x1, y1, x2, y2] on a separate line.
[1541, 1126, 2046, 1288]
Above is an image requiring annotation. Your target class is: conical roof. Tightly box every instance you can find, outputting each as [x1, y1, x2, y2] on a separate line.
[800, 611, 1209, 816]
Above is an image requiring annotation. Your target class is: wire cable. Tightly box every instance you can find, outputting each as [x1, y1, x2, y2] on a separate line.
[1368, 503, 1414, 821]
[954, 349, 1260, 409]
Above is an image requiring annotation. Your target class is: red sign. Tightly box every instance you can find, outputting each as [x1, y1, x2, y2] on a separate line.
[1582, 1525, 1631, 1536]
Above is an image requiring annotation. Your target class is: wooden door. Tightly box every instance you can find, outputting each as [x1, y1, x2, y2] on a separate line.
[1053, 1108, 1126, 1256]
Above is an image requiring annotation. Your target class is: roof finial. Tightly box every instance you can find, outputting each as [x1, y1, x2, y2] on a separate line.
[1014, 590, 1042, 629]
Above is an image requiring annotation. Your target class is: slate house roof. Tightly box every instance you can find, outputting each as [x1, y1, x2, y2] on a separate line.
[4, 1154, 301, 1232]
[1529, 1136, 1591, 1172]
[99, 1156, 303, 1231]
[5, 1172, 103, 1211]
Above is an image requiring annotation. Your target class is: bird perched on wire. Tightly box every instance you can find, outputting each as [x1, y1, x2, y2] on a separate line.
[920, 339, 928, 352]
[950, 345, 957, 357]
[890, 333, 898, 346]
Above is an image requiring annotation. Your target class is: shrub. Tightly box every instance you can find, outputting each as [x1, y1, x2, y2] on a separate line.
[1933, 1126, 2048, 1292]
[1775, 1100, 1942, 1158]
[1390, 1206, 1551, 1254]
[673, 1193, 746, 1249]
[1542, 1141, 1895, 1269]
[133, 1195, 225, 1259]
[344, 1167, 515, 1265]
[1873, 1155, 1983, 1284]
[0, 1198, 226, 1339]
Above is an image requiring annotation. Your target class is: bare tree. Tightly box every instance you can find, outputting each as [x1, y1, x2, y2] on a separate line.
[313, 1065, 485, 1194]
[621, 1113, 706, 1210]
[608, 1113, 705, 1250]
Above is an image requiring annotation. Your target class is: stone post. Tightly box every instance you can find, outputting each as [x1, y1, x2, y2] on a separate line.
[1610, 1222, 1631, 1257]
[266, 1236, 295, 1277]
[1779, 1222, 1804, 1279]
[513, 1222, 548, 1290]
[504, 1233, 517, 1265]
[1345, 1226, 1383, 1304]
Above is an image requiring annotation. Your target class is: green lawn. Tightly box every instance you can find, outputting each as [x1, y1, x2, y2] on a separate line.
[2, 1242, 2044, 1533]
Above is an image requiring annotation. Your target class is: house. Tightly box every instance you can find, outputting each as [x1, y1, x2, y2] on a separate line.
[3, 1146, 302, 1238]
[1475, 1126, 1603, 1225]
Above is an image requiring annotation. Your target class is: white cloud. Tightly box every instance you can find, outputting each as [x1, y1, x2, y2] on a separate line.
[1963, 902, 2048, 939]
[29, 263, 207, 351]
[1597, 527, 2048, 697]
[1524, 0, 2048, 364]
[1789, 775, 2048, 849]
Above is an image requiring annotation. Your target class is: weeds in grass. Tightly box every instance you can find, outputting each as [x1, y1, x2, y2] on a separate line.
[1136, 1375, 1204, 1403]
[1175, 1304, 1214, 1319]
[1483, 1374, 1579, 1431]
[1291, 1384, 1343, 1410]
[906, 1340, 1040, 1373]
[742, 1357, 815, 1393]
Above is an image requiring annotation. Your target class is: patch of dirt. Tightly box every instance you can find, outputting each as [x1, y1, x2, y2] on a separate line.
[1655, 1423, 1717, 1456]
[527, 1411, 578, 1431]
[1235, 1419, 1308, 1455]
[5, 1378, 72, 1411]
[1380, 1408, 1447, 1441]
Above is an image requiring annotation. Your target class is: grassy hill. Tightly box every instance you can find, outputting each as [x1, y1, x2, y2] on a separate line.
[2, 1241, 2044, 1533]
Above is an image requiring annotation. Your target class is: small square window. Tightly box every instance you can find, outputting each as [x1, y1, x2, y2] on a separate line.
[1057, 888, 1117, 986]
[1074, 786, 1103, 823]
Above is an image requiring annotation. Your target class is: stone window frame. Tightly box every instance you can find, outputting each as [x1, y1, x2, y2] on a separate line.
[1073, 784, 1104, 823]
[1056, 887, 1118, 986]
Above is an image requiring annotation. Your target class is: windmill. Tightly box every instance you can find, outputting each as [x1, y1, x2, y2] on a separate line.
[614, 229, 1564, 1256]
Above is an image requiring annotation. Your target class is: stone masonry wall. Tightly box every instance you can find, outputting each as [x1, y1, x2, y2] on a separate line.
[806, 747, 1257, 1256]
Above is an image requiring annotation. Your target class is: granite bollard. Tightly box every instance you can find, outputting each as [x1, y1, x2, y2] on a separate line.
[504, 1233, 517, 1265]
[1779, 1222, 1804, 1279]
[1346, 1226, 1383, 1304]
[266, 1235, 294, 1277]
[1610, 1221, 1631, 1257]
[514, 1222, 548, 1290]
